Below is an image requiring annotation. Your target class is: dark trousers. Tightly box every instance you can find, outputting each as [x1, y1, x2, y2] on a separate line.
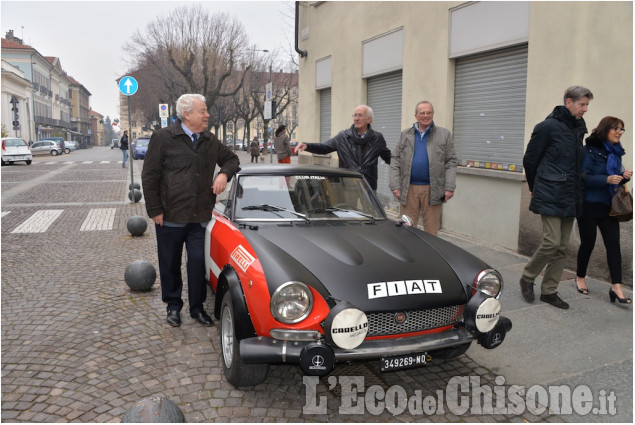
[155, 223, 207, 314]
[251, 155, 259, 163]
[576, 214, 622, 283]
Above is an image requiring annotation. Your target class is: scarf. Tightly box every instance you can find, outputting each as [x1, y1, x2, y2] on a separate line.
[603, 140, 625, 195]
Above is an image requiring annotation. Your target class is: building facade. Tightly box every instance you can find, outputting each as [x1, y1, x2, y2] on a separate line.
[68, 76, 92, 147]
[1, 31, 80, 143]
[296, 1, 632, 282]
[1, 59, 34, 140]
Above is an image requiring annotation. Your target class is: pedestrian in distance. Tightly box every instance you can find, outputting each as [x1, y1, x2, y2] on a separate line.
[273, 124, 292, 164]
[575, 116, 632, 304]
[389, 101, 457, 235]
[120, 130, 129, 168]
[141, 93, 240, 327]
[250, 136, 260, 163]
[294, 104, 391, 191]
[520, 85, 594, 309]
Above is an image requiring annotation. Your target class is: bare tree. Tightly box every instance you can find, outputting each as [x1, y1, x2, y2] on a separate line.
[124, 4, 252, 119]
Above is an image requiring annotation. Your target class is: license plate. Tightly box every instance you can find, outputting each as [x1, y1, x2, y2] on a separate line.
[380, 352, 429, 372]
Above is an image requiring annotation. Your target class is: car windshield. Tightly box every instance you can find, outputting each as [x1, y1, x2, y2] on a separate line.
[136, 139, 150, 147]
[228, 174, 385, 222]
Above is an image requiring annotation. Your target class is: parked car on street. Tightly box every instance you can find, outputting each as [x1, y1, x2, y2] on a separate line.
[30, 140, 62, 156]
[205, 165, 511, 387]
[111, 139, 119, 149]
[40, 137, 65, 153]
[1, 137, 32, 165]
[63, 141, 77, 154]
[290, 140, 299, 154]
[132, 137, 150, 159]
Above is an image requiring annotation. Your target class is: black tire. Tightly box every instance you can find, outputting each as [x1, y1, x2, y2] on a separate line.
[220, 291, 268, 387]
[65, 148, 70, 154]
[26, 160, 32, 165]
[51, 150, 58, 156]
[432, 342, 472, 360]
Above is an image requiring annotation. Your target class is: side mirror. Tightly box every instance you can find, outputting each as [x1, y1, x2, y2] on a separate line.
[397, 214, 413, 227]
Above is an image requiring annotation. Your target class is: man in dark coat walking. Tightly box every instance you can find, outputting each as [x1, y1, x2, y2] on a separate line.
[520, 85, 593, 309]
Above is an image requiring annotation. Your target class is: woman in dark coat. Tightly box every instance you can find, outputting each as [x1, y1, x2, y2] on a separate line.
[576, 116, 632, 304]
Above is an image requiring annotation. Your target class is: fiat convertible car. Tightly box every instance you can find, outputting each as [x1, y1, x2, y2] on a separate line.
[205, 165, 511, 387]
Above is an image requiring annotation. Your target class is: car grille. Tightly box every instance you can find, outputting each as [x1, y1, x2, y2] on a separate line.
[366, 305, 463, 337]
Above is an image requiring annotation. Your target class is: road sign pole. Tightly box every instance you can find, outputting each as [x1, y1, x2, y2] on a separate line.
[118, 76, 139, 203]
[128, 96, 136, 202]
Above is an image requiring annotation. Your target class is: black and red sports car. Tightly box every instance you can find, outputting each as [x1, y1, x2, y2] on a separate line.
[205, 165, 511, 387]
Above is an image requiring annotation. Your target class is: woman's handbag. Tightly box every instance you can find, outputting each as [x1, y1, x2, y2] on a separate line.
[609, 185, 633, 222]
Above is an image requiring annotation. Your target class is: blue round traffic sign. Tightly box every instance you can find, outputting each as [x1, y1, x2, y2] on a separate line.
[119, 76, 139, 96]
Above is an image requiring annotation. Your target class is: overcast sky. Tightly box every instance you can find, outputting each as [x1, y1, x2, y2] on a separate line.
[1, 0, 296, 120]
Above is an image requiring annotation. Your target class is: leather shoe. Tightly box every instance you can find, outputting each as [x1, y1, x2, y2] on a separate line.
[519, 277, 535, 302]
[191, 311, 214, 326]
[540, 293, 569, 309]
[167, 310, 181, 327]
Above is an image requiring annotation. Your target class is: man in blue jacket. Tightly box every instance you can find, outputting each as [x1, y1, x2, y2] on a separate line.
[520, 86, 593, 309]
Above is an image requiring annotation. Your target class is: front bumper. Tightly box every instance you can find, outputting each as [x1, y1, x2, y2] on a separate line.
[240, 318, 511, 365]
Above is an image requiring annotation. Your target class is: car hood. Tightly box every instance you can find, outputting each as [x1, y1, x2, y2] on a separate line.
[241, 220, 485, 312]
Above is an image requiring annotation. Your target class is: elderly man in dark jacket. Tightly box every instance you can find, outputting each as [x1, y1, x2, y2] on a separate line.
[520, 86, 593, 309]
[294, 105, 390, 190]
[142, 93, 239, 327]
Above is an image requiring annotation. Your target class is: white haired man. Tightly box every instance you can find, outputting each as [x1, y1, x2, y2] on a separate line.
[294, 104, 391, 191]
[142, 93, 239, 327]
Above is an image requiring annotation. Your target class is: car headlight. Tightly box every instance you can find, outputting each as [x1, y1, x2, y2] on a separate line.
[271, 281, 313, 324]
[474, 269, 503, 299]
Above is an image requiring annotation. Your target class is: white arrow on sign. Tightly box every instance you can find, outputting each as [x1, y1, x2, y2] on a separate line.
[124, 78, 134, 94]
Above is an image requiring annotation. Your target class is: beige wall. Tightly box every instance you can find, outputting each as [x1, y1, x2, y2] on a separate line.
[525, 2, 633, 173]
[298, 0, 633, 272]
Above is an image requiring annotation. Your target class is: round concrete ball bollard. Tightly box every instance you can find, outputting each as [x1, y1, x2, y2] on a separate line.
[127, 216, 148, 236]
[121, 396, 185, 422]
[129, 189, 142, 202]
[124, 260, 156, 292]
[129, 182, 141, 190]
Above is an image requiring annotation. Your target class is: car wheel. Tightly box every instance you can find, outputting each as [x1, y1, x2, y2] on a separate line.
[51, 150, 58, 156]
[26, 160, 32, 165]
[432, 342, 471, 360]
[1, 159, 5, 166]
[65, 148, 70, 154]
[220, 291, 268, 387]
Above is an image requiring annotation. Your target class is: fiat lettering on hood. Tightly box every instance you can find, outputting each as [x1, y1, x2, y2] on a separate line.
[205, 165, 512, 387]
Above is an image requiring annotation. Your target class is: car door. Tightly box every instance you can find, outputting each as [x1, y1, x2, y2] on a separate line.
[31, 142, 44, 155]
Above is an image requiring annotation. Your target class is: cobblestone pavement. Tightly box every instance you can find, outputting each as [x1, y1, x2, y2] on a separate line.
[1, 148, 629, 422]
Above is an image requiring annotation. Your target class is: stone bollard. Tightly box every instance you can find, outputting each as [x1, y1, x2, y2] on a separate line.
[121, 396, 185, 422]
[128, 189, 142, 202]
[127, 216, 148, 237]
[124, 260, 156, 291]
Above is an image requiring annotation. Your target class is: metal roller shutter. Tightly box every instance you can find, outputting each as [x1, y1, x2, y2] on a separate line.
[367, 71, 402, 203]
[319, 88, 331, 141]
[453, 45, 528, 172]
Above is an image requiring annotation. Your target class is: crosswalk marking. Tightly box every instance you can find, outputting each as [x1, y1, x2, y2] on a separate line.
[11, 209, 63, 233]
[100, 161, 110, 164]
[80, 208, 116, 231]
[1, 211, 10, 218]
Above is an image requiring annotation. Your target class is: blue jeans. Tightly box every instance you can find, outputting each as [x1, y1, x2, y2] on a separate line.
[122, 149, 129, 167]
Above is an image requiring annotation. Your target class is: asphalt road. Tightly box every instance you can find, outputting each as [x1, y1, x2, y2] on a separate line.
[1, 146, 631, 422]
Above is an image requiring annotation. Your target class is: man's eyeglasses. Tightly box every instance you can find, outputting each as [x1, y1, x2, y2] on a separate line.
[612, 127, 626, 133]
[352, 113, 367, 118]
